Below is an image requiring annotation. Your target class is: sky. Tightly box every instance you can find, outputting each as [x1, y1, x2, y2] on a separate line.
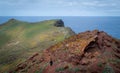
[0, 0, 120, 16]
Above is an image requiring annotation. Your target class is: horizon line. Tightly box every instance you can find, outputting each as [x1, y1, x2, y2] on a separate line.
[0, 15, 120, 17]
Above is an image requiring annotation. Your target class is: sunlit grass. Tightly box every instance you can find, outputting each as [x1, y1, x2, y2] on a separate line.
[0, 19, 72, 72]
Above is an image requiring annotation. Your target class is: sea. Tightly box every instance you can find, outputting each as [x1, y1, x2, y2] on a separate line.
[0, 16, 120, 39]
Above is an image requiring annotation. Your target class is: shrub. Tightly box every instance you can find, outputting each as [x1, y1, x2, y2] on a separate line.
[102, 64, 115, 73]
[72, 67, 80, 72]
[55, 67, 65, 72]
[35, 63, 48, 73]
[97, 62, 103, 67]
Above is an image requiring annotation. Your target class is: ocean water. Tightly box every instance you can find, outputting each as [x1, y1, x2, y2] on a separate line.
[0, 16, 120, 39]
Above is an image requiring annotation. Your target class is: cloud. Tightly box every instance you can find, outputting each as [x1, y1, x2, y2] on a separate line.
[0, 0, 120, 16]
[55, 1, 78, 6]
[80, 1, 117, 7]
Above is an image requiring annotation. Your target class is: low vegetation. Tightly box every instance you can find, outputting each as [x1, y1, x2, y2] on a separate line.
[0, 19, 75, 72]
[102, 64, 115, 73]
[55, 67, 66, 72]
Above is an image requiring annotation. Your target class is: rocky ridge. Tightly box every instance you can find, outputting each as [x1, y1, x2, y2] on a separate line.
[13, 30, 120, 73]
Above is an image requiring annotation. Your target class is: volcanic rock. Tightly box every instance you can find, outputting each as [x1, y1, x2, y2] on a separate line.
[13, 30, 120, 73]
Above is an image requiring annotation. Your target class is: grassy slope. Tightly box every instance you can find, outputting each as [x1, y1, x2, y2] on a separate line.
[0, 19, 75, 72]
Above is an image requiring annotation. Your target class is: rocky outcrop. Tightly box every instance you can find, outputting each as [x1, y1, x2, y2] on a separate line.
[53, 19, 64, 27]
[13, 30, 120, 73]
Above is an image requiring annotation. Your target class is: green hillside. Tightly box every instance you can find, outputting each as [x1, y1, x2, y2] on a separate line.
[0, 19, 75, 72]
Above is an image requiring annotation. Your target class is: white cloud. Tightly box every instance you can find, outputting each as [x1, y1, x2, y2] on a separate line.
[81, 1, 117, 7]
[0, 0, 120, 16]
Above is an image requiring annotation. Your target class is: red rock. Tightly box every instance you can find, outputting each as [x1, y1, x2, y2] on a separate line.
[13, 30, 120, 73]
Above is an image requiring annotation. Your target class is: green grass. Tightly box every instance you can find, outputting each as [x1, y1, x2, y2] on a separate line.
[0, 32, 11, 47]
[72, 67, 81, 72]
[68, 67, 81, 73]
[24, 23, 52, 38]
[55, 65, 81, 73]
[35, 63, 48, 73]
[97, 62, 103, 67]
[102, 64, 115, 73]
[55, 67, 66, 72]
[108, 58, 120, 64]
[0, 19, 74, 73]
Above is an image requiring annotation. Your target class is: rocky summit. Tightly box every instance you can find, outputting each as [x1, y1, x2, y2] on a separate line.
[13, 30, 120, 73]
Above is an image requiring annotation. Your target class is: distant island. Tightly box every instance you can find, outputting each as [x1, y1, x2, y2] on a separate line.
[0, 19, 120, 73]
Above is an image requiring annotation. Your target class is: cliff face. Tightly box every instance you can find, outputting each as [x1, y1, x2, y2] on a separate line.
[14, 30, 120, 73]
[0, 19, 75, 73]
